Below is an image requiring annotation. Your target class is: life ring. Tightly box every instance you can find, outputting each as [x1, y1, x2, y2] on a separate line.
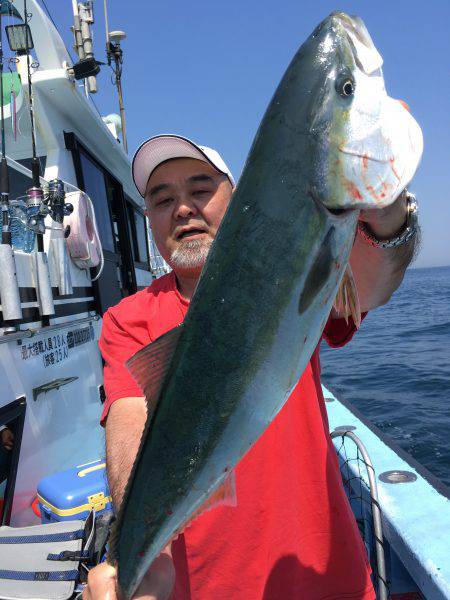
[64, 191, 102, 270]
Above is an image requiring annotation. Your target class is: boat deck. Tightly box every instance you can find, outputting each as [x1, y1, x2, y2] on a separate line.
[324, 385, 450, 599]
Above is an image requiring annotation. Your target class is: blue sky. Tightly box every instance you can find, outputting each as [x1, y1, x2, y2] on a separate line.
[46, 0, 449, 268]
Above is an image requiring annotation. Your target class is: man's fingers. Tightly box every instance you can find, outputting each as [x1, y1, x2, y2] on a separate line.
[134, 552, 175, 600]
[83, 562, 118, 600]
[82, 548, 174, 600]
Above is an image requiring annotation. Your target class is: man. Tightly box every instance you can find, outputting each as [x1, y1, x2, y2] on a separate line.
[84, 134, 417, 600]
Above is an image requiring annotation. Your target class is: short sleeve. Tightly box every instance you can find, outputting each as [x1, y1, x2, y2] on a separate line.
[322, 312, 367, 348]
[98, 309, 147, 425]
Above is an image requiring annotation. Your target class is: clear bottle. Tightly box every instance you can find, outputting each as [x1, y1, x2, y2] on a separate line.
[8, 201, 27, 251]
[22, 205, 39, 253]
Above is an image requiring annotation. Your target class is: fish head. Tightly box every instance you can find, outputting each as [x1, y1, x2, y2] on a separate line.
[304, 12, 423, 210]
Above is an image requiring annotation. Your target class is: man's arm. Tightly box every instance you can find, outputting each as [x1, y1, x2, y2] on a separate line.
[348, 191, 419, 313]
[105, 396, 147, 508]
[84, 397, 175, 600]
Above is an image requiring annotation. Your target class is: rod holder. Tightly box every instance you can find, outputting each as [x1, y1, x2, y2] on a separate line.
[0, 244, 22, 322]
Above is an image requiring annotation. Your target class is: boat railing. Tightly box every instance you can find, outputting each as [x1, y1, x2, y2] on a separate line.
[330, 428, 389, 600]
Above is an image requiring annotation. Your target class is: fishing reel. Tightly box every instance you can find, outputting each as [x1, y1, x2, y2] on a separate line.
[46, 179, 74, 225]
[25, 187, 47, 234]
[25, 180, 74, 234]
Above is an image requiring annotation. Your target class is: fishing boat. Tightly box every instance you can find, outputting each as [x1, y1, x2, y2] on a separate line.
[0, 0, 166, 530]
[0, 2, 448, 599]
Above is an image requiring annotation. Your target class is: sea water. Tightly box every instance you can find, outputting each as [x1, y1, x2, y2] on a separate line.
[321, 266, 450, 487]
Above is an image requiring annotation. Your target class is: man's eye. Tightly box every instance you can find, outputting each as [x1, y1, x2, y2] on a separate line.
[193, 190, 209, 197]
[156, 197, 173, 207]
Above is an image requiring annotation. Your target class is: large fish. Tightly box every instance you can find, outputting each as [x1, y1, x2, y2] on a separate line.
[110, 12, 422, 597]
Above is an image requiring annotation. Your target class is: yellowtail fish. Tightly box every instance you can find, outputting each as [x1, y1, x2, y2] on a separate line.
[109, 12, 422, 597]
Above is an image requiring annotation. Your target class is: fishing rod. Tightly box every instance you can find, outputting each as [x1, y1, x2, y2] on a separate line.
[0, 4, 10, 245]
[22, 0, 54, 324]
[0, 1, 22, 326]
[23, 0, 39, 188]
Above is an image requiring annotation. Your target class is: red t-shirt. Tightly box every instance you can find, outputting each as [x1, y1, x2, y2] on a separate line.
[99, 272, 375, 600]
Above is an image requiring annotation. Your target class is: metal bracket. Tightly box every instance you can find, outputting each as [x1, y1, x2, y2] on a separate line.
[88, 492, 108, 512]
[32, 376, 79, 401]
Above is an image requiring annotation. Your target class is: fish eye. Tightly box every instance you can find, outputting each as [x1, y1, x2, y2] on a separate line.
[336, 77, 355, 98]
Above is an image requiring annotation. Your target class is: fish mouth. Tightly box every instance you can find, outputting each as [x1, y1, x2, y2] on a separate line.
[332, 12, 383, 75]
[308, 188, 356, 219]
[334, 13, 373, 49]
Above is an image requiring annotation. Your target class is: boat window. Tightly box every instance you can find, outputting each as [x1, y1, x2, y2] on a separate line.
[79, 151, 115, 253]
[126, 203, 149, 265]
[0, 399, 26, 525]
[134, 210, 149, 264]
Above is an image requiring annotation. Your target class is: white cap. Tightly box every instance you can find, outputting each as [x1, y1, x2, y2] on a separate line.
[132, 134, 235, 197]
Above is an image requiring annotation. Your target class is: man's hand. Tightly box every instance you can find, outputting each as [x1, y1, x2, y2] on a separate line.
[82, 546, 175, 600]
[359, 191, 408, 239]
[98, 399, 175, 598]
[348, 190, 417, 313]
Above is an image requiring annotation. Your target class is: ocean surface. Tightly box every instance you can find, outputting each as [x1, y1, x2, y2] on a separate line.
[321, 265, 450, 487]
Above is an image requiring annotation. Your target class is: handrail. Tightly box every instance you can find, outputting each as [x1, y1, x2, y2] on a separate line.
[331, 428, 388, 600]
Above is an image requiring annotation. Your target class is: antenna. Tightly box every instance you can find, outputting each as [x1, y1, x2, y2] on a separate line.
[104, 0, 110, 49]
[107, 30, 128, 153]
[71, 1, 100, 93]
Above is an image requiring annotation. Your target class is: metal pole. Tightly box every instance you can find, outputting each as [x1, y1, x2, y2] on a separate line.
[115, 56, 128, 154]
[78, 2, 97, 93]
[71, 0, 85, 60]
[103, 0, 110, 49]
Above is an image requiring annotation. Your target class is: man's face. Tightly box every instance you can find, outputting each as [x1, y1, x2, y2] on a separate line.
[145, 158, 233, 272]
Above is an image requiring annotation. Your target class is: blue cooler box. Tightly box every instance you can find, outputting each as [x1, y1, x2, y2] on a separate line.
[37, 459, 113, 523]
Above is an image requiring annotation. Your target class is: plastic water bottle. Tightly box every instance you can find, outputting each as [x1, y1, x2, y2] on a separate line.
[8, 202, 39, 253]
[8, 202, 27, 251]
[23, 205, 39, 253]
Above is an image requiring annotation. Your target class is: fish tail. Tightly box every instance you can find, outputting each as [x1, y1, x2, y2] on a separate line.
[333, 265, 361, 329]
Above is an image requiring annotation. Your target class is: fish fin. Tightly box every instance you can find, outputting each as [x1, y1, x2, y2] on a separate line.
[171, 472, 238, 542]
[197, 471, 237, 513]
[333, 265, 361, 329]
[126, 324, 184, 416]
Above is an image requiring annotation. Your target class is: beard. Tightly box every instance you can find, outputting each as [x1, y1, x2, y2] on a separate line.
[169, 237, 213, 270]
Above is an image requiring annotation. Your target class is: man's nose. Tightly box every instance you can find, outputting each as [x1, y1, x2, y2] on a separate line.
[174, 194, 198, 219]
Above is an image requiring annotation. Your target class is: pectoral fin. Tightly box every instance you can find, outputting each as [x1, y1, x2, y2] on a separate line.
[126, 324, 184, 416]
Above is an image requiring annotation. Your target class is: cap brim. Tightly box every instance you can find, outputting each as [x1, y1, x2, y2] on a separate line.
[132, 134, 232, 197]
